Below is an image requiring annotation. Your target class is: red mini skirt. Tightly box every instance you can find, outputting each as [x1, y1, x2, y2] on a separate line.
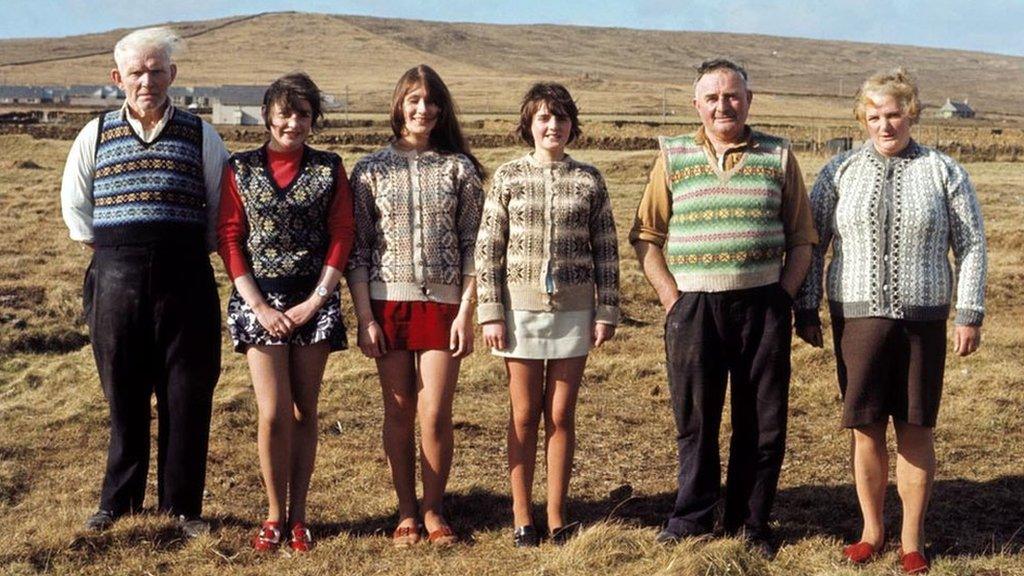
[371, 300, 459, 351]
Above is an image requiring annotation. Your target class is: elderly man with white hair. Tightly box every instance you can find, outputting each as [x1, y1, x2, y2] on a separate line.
[61, 27, 228, 536]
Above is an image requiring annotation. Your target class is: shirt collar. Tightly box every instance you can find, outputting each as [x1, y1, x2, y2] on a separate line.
[694, 125, 756, 152]
[120, 100, 173, 143]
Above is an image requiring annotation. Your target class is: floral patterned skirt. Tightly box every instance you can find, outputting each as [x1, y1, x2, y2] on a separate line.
[226, 288, 348, 354]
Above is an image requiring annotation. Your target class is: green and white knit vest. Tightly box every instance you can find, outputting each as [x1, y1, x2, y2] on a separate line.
[661, 131, 787, 292]
[231, 145, 339, 293]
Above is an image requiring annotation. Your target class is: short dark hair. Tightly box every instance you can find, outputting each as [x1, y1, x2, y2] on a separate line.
[518, 83, 582, 146]
[694, 58, 749, 88]
[262, 72, 323, 130]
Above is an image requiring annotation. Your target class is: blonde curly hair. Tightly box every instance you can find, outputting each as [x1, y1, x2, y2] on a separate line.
[854, 68, 921, 125]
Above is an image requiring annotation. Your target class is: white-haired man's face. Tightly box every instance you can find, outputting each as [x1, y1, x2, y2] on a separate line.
[111, 47, 177, 118]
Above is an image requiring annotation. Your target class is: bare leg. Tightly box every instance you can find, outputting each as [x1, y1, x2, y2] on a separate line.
[543, 355, 586, 530]
[852, 422, 889, 548]
[246, 345, 293, 524]
[893, 421, 935, 553]
[286, 342, 329, 525]
[417, 349, 460, 533]
[506, 359, 545, 527]
[377, 351, 419, 529]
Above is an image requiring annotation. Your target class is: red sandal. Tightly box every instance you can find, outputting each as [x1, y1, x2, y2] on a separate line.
[843, 541, 879, 564]
[899, 547, 930, 574]
[251, 521, 282, 552]
[288, 522, 314, 552]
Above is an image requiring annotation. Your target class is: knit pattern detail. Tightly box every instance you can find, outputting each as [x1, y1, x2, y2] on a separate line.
[795, 141, 987, 326]
[662, 132, 787, 292]
[231, 146, 339, 292]
[92, 108, 206, 246]
[347, 146, 483, 303]
[475, 154, 620, 324]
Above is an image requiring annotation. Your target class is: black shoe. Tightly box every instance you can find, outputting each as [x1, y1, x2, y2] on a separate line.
[513, 525, 540, 548]
[740, 528, 777, 558]
[175, 515, 210, 539]
[84, 510, 116, 532]
[656, 525, 710, 545]
[549, 521, 581, 546]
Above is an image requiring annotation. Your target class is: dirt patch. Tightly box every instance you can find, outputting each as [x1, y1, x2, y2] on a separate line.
[0, 285, 45, 309]
[4, 328, 89, 354]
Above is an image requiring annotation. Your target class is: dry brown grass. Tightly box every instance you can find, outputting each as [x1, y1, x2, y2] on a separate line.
[0, 132, 1022, 575]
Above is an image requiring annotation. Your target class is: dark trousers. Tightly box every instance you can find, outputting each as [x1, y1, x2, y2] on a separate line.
[83, 244, 221, 518]
[664, 283, 792, 536]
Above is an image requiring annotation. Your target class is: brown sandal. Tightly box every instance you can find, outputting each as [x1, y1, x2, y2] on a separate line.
[392, 525, 421, 547]
[427, 525, 458, 547]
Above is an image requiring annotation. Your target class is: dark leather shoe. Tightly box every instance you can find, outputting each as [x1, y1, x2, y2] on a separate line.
[176, 515, 210, 538]
[84, 510, 116, 532]
[550, 521, 581, 546]
[513, 525, 540, 548]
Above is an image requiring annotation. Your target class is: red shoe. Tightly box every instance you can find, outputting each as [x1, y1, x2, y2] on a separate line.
[288, 522, 314, 553]
[843, 541, 879, 564]
[899, 547, 929, 574]
[251, 521, 282, 552]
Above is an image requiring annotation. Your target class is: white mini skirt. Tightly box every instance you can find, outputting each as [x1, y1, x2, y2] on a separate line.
[492, 309, 593, 360]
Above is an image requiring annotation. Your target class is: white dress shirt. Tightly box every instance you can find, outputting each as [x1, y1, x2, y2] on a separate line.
[60, 102, 229, 251]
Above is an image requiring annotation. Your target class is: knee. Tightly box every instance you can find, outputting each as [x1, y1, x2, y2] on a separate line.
[545, 407, 575, 435]
[259, 409, 290, 435]
[419, 406, 453, 438]
[511, 407, 542, 434]
[384, 399, 417, 429]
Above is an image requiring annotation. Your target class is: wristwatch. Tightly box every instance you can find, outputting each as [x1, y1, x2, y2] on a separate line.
[314, 285, 329, 298]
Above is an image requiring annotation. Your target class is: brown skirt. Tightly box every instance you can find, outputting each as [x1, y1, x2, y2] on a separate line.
[832, 316, 946, 428]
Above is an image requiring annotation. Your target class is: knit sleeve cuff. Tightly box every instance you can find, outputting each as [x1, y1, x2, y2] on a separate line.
[346, 266, 369, 284]
[595, 305, 620, 326]
[955, 308, 984, 326]
[793, 308, 821, 327]
[477, 302, 505, 324]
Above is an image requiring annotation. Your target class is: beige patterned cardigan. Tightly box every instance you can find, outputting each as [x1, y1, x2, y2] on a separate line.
[346, 145, 483, 304]
[475, 154, 620, 325]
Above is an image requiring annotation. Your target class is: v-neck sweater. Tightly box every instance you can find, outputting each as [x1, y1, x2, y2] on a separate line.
[217, 144, 355, 288]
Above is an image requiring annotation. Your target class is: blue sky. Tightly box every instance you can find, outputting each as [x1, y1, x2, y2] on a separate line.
[5, 0, 1024, 57]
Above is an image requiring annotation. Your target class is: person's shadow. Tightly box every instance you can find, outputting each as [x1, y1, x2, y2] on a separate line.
[307, 476, 1024, 555]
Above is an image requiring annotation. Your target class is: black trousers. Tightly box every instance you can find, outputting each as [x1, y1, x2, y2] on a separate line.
[83, 244, 221, 518]
[664, 283, 792, 536]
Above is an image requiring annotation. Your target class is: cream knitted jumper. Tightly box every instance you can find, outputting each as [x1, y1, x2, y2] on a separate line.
[475, 154, 620, 325]
[795, 141, 987, 326]
[346, 145, 483, 303]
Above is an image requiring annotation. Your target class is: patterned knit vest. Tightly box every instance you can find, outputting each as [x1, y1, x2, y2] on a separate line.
[92, 107, 206, 247]
[661, 131, 787, 292]
[231, 146, 339, 292]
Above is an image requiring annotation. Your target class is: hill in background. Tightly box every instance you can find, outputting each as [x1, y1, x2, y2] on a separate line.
[2, 11, 1023, 119]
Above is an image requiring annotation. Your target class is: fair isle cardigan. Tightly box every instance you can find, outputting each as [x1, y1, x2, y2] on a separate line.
[346, 145, 483, 304]
[795, 141, 987, 326]
[475, 154, 620, 325]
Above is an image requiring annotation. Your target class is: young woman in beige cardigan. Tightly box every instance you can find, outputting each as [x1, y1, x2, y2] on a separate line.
[476, 83, 620, 547]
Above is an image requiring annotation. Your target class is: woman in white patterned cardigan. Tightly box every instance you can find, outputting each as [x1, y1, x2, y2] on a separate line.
[794, 69, 987, 574]
[345, 65, 484, 547]
[476, 83, 620, 547]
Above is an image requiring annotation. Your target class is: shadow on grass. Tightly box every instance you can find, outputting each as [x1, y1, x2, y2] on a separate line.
[313, 476, 1023, 555]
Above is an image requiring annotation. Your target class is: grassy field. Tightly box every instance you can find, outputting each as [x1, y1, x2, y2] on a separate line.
[0, 132, 1022, 575]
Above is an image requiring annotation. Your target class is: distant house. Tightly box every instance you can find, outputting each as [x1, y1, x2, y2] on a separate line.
[67, 84, 123, 107]
[212, 85, 265, 125]
[0, 85, 56, 104]
[936, 98, 975, 119]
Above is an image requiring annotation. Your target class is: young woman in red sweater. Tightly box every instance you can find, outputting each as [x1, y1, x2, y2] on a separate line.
[218, 73, 354, 552]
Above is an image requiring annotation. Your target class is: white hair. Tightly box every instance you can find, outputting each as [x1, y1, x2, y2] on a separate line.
[113, 27, 183, 69]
